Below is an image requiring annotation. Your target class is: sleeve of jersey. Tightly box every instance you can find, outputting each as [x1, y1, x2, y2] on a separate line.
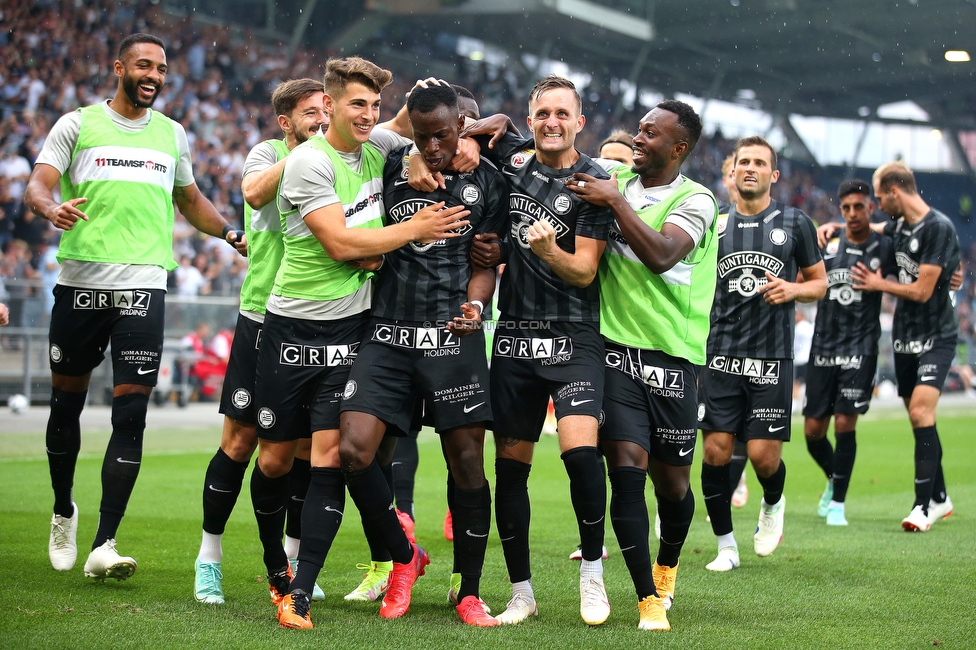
[918, 220, 956, 267]
[280, 149, 340, 218]
[173, 122, 195, 187]
[883, 220, 897, 237]
[242, 141, 278, 178]
[368, 127, 414, 158]
[476, 132, 532, 167]
[476, 168, 509, 237]
[794, 213, 824, 268]
[33, 112, 81, 174]
[880, 237, 898, 277]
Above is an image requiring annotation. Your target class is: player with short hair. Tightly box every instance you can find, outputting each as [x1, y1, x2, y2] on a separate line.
[802, 180, 895, 527]
[598, 130, 635, 166]
[461, 75, 614, 626]
[849, 161, 959, 532]
[570, 99, 717, 631]
[26, 33, 245, 580]
[193, 78, 328, 604]
[699, 136, 826, 571]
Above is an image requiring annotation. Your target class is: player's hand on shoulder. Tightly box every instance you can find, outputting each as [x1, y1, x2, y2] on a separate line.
[816, 221, 841, 248]
[409, 201, 470, 243]
[446, 301, 482, 338]
[50, 197, 89, 230]
[567, 172, 618, 207]
[470, 232, 501, 268]
[346, 255, 384, 271]
[461, 114, 514, 150]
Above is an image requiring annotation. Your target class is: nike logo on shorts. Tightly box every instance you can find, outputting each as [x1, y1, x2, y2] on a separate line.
[853, 400, 870, 408]
[678, 447, 693, 457]
[208, 484, 232, 493]
[768, 425, 786, 433]
[920, 375, 937, 382]
[570, 398, 593, 406]
[136, 367, 157, 375]
[463, 401, 485, 414]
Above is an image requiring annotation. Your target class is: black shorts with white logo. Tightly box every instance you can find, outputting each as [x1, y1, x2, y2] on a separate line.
[802, 354, 877, 419]
[218, 313, 263, 424]
[894, 338, 956, 398]
[49, 285, 165, 386]
[600, 343, 700, 466]
[489, 318, 604, 442]
[341, 317, 492, 434]
[699, 355, 793, 441]
[253, 311, 368, 441]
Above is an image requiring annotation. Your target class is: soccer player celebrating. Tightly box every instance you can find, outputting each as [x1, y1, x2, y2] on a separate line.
[26, 33, 245, 580]
[337, 83, 507, 627]
[241, 57, 468, 629]
[803, 180, 894, 527]
[698, 136, 826, 571]
[570, 100, 718, 631]
[193, 78, 328, 604]
[461, 76, 614, 626]
[849, 162, 959, 532]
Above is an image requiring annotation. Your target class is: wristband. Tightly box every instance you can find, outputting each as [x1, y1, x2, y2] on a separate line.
[221, 224, 234, 240]
[470, 300, 485, 315]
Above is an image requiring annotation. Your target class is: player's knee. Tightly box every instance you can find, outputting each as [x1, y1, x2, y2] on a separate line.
[448, 449, 486, 489]
[907, 404, 933, 428]
[257, 448, 293, 478]
[750, 454, 780, 477]
[337, 437, 371, 473]
[221, 420, 258, 462]
[111, 393, 149, 432]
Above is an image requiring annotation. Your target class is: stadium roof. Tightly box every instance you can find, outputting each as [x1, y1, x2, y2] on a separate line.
[167, 0, 976, 165]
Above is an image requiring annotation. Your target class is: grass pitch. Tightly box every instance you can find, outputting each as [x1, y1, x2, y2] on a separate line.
[1, 407, 974, 649]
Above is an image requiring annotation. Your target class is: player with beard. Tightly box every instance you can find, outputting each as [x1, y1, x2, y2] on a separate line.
[447, 75, 614, 627]
[193, 79, 329, 604]
[848, 162, 960, 532]
[802, 180, 895, 527]
[337, 83, 506, 626]
[569, 100, 717, 631]
[26, 33, 245, 580]
[698, 136, 826, 572]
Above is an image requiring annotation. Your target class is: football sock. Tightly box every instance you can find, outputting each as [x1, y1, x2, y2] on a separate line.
[806, 436, 834, 479]
[912, 426, 939, 512]
[290, 467, 344, 594]
[494, 457, 532, 583]
[561, 446, 606, 562]
[198, 531, 222, 564]
[393, 434, 419, 518]
[729, 440, 749, 493]
[452, 483, 491, 600]
[657, 487, 695, 568]
[447, 471, 458, 572]
[701, 461, 734, 536]
[285, 456, 310, 541]
[608, 466, 655, 599]
[756, 460, 786, 507]
[932, 436, 947, 503]
[46, 387, 86, 518]
[202, 448, 248, 535]
[93, 393, 148, 549]
[250, 462, 289, 572]
[344, 460, 412, 564]
[832, 430, 856, 503]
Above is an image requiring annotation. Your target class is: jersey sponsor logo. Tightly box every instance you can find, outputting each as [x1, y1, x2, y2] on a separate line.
[716, 215, 728, 236]
[531, 170, 550, 183]
[73, 289, 152, 312]
[510, 193, 570, 249]
[232, 388, 251, 409]
[895, 252, 920, 283]
[72, 146, 177, 190]
[826, 269, 862, 305]
[95, 157, 168, 173]
[509, 149, 534, 168]
[737, 221, 759, 228]
[640, 365, 685, 398]
[825, 238, 840, 256]
[257, 407, 276, 429]
[344, 190, 383, 220]
[709, 356, 780, 384]
[279, 342, 359, 367]
[494, 335, 573, 364]
[372, 323, 459, 350]
[605, 349, 626, 371]
[50, 344, 63, 363]
[814, 354, 862, 369]
[460, 183, 481, 205]
[388, 197, 472, 251]
[717, 252, 784, 296]
[845, 247, 863, 256]
[432, 382, 483, 404]
[893, 338, 933, 354]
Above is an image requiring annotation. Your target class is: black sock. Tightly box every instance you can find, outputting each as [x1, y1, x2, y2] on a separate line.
[608, 467, 654, 600]
[46, 388, 86, 518]
[932, 437, 947, 503]
[202, 448, 248, 535]
[447, 472, 458, 573]
[393, 435, 419, 519]
[657, 487, 695, 568]
[380, 461, 395, 494]
[494, 457, 532, 583]
[729, 440, 749, 493]
[832, 431, 856, 503]
[701, 462, 733, 536]
[250, 462, 290, 572]
[290, 467, 344, 593]
[93, 393, 148, 549]
[562, 446, 606, 562]
[806, 436, 834, 480]
[344, 460, 412, 564]
[361, 509, 393, 563]
[453, 483, 491, 600]
[286, 457, 311, 541]
[757, 460, 786, 507]
[912, 426, 939, 511]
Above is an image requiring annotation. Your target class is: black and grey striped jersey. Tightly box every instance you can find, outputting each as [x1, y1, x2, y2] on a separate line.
[373, 144, 508, 322]
[885, 209, 960, 351]
[811, 230, 895, 356]
[480, 133, 612, 322]
[707, 200, 822, 359]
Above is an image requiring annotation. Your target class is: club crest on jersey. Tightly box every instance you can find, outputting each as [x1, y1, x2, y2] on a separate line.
[825, 238, 840, 256]
[909, 238, 919, 253]
[552, 194, 573, 215]
[869, 257, 881, 270]
[769, 228, 788, 246]
[510, 149, 534, 168]
[460, 184, 481, 206]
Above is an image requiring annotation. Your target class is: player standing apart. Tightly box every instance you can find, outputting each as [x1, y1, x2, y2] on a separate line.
[849, 162, 959, 532]
[27, 33, 245, 580]
[570, 100, 717, 631]
[193, 79, 328, 603]
[698, 136, 826, 571]
[803, 180, 894, 527]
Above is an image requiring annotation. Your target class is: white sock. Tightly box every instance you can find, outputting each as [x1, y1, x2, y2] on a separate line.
[198, 531, 222, 564]
[716, 532, 737, 551]
[512, 579, 534, 600]
[828, 500, 844, 511]
[760, 497, 783, 514]
[580, 558, 604, 579]
[284, 535, 300, 560]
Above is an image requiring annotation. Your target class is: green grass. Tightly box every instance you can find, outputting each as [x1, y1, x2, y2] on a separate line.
[1, 410, 975, 649]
